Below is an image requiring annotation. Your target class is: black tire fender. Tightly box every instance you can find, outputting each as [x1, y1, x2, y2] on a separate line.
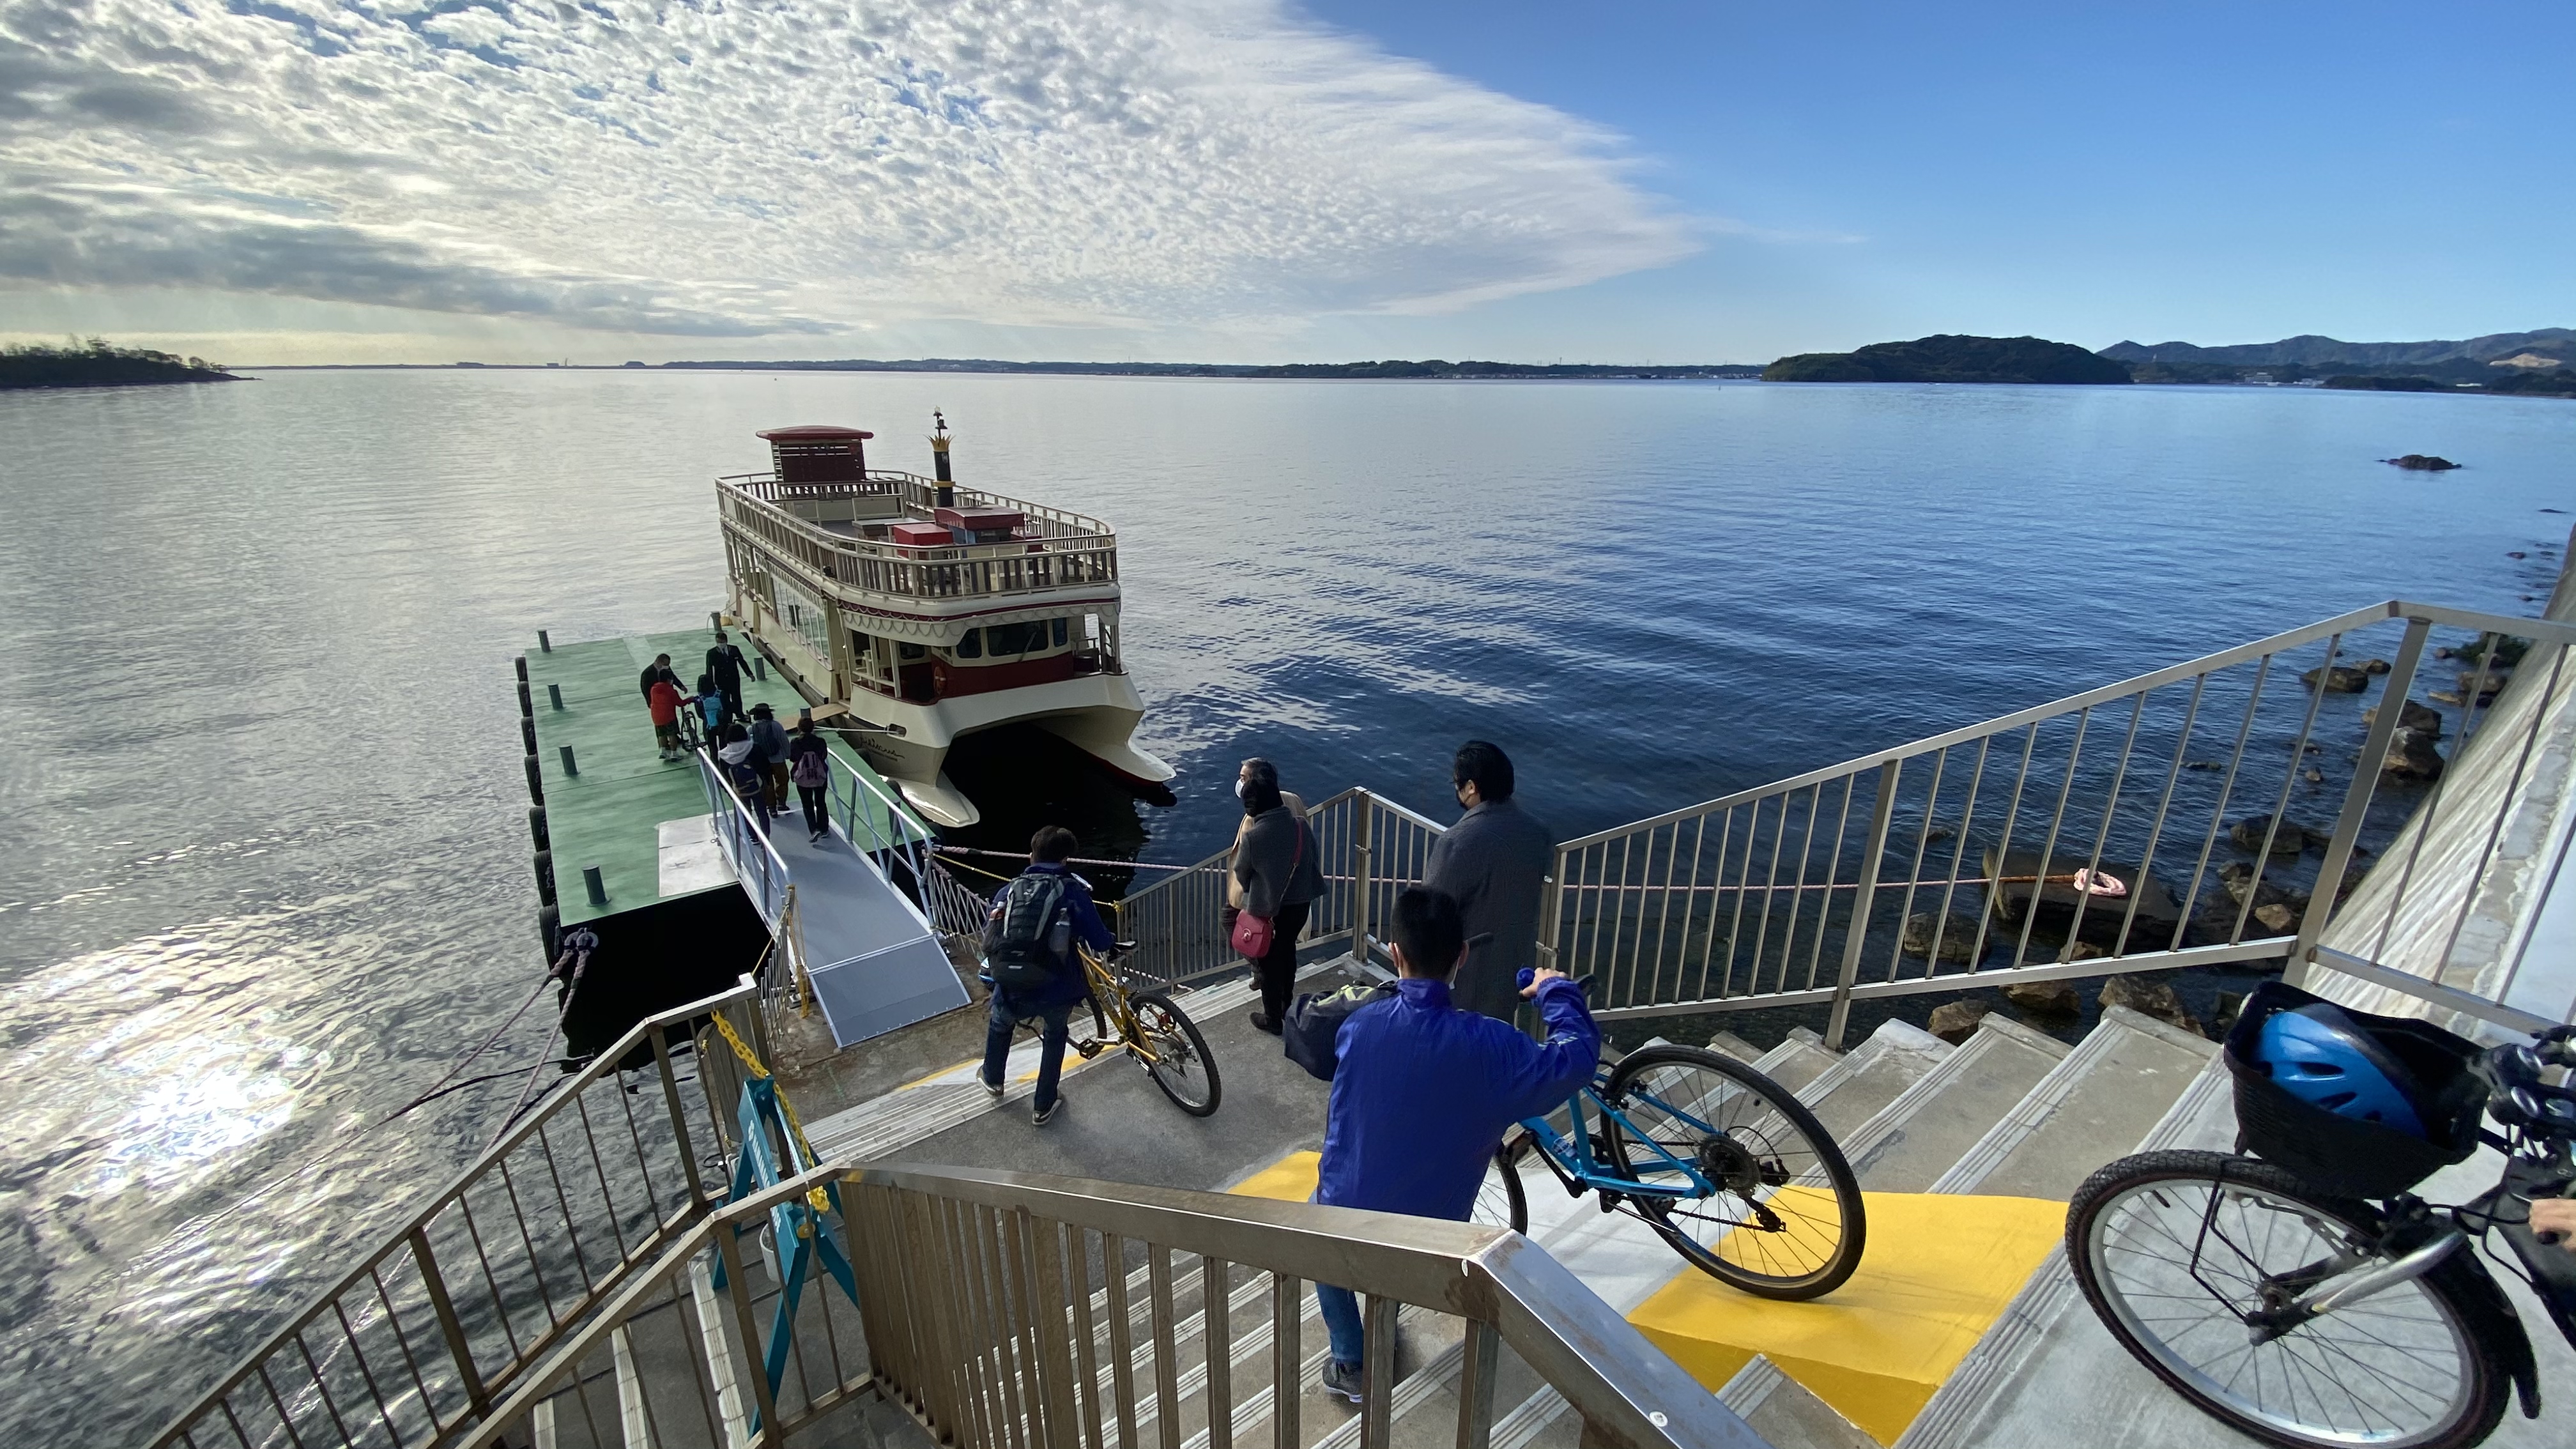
[2441, 1248, 2541, 1420]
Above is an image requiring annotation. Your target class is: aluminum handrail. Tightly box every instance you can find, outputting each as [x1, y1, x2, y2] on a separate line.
[151, 976, 771, 1449]
[456, 1160, 1768, 1449]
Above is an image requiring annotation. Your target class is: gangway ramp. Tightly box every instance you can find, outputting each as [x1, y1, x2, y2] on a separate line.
[694, 750, 968, 1046]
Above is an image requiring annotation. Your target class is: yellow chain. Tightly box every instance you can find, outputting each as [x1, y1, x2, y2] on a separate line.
[709, 1011, 832, 1216]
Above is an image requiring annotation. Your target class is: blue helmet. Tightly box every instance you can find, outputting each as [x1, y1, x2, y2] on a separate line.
[2251, 1002, 2427, 1137]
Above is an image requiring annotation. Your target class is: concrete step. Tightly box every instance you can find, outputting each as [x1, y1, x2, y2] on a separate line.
[1928, 1006, 2218, 1200]
[1717, 1355, 1878, 1449]
[1706, 1029, 1763, 1064]
[1836, 1015, 2070, 1192]
[1755, 1025, 1842, 1096]
[1793, 1020, 1954, 1140]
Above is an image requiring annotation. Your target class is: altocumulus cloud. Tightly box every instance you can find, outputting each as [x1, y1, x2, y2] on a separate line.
[0, 0, 1694, 337]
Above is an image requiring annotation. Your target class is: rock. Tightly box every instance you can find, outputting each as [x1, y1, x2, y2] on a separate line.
[1922, 824, 1955, 843]
[2219, 860, 2293, 909]
[1902, 910, 1982, 963]
[1926, 999, 1993, 1045]
[2066, 939, 2108, 960]
[2184, 760, 2224, 771]
[2362, 698, 2443, 737]
[2382, 454, 2460, 470]
[2003, 979, 2080, 1015]
[2305, 767, 2324, 783]
[2212, 990, 2248, 1038]
[2508, 551, 2527, 560]
[2099, 975, 2203, 1034]
[2230, 815, 2311, 857]
[2382, 726, 2445, 782]
[2302, 664, 2370, 693]
[2458, 670, 2509, 702]
[2430, 689, 2464, 705]
[2360, 657, 2393, 675]
[2253, 901, 2298, 932]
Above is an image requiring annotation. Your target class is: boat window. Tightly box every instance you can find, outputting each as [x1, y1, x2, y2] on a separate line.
[898, 642, 926, 661]
[954, 630, 983, 659]
[1051, 617, 1069, 648]
[986, 620, 1046, 656]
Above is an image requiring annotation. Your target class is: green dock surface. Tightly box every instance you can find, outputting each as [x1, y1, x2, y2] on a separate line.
[526, 629, 928, 924]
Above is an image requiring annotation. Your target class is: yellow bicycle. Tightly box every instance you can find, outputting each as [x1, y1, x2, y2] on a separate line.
[1043, 941, 1222, 1116]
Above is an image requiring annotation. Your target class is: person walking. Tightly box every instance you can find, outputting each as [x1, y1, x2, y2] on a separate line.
[693, 671, 729, 735]
[716, 721, 765, 835]
[1231, 758, 1324, 1035]
[788, 716, 832, 843]
[977, 827, 1114, 1126]
[1422, 740, 1556, 1020]
[646, 672, 686, 762]
[1309, 886, 1598, 1405]
[747, 702, 791, 819]
[705, 630, 755, 721]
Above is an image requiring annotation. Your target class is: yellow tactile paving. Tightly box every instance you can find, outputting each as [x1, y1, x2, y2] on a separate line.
[1625, 1192, 2064, 1446]
[1228, 1149, 1322, 1203]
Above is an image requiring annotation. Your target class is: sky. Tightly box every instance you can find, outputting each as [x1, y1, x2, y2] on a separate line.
[2, 0, 2568, 364]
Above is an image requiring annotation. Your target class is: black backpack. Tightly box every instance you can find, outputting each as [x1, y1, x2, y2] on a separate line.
[1283, 981, 1395, 1081]
[983, 873, 1073, 991]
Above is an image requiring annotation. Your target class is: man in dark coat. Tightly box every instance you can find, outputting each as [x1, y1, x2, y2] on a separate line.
[1422, 740, 1554, 1020]
[705, 631, 755, 720]
[638, 652, 682, 702]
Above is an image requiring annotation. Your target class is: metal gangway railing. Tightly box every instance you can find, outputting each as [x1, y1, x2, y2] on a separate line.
[1116, 598, 2576, 1046]
[694, 748, 813, 1030]
[448, 1160, 1761, 1449]
[152, 978, 778, 1449]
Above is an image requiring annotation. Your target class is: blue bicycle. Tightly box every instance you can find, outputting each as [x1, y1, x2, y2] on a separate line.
[1471, 1042, 1867, 1300]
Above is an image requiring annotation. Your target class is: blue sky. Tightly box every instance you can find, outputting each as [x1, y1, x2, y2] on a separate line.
[2, 0, 2565, 363]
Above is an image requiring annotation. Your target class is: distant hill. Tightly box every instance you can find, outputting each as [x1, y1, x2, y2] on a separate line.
[1, 339, 238, 390]
[2101, 329, 2575, 369]
[1763, 334, 2131, 385]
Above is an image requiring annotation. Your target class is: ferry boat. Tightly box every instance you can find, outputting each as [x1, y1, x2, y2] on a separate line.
[714, 414, 1173, 827]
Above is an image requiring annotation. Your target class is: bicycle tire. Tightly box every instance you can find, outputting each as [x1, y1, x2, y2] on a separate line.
[1470, 1132, 1531, 1236]
[2067, 1149, 2508, 1449]
[1600, 1044, 1865, 1300]
[1130, 991, 1221, 1117]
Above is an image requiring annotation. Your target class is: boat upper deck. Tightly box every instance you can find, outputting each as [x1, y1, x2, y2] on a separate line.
[717, 469, 1119, 610]
[524, 627, 926, 926]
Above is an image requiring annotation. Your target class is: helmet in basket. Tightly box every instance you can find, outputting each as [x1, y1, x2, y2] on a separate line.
[2250, 1002, 2428, 1137]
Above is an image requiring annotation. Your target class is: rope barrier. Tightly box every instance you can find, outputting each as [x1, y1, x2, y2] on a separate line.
[707, 1009, 833, 1215]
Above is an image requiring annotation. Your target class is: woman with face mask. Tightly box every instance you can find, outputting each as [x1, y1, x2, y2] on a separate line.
[1229, 757, 1323, 1036]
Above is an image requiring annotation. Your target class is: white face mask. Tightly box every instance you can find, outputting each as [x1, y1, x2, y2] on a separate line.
[1234, 778, 1247, 799]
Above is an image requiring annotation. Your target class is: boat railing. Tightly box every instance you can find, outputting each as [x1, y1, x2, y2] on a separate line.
[1119, 599, 2576, 1045]
[150, 976, 774, 1449]
[719, 480, 1120, 606]
[448, 1158, 1763, 1449]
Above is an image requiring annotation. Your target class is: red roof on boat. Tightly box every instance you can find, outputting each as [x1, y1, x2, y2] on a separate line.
[756, 425, 875, 441]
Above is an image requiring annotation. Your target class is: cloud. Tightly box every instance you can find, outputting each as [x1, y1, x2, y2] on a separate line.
[0, 0, 1696, 338]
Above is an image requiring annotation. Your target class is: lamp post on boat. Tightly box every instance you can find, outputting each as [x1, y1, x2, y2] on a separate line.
[930, 409, 955, 509]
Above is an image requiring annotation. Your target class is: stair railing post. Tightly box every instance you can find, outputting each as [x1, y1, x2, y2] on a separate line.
[1537, 844, 1567, 975]
[1351, 790, 1375, 966]
[1824, 760, 1901, 1051]
[2289, 615, 2432, 990]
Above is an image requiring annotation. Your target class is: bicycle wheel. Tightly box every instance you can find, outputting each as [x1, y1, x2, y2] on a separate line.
[1599, 1045, 1864, 1300]
[1130, 992, 1221, 1117]
[2068, 1149, 2507, 1449]
[1469, 1132, 1531, 1236]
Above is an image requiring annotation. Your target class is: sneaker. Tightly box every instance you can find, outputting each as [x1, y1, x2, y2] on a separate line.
[1032, 1097, 1064, 1126]
[1321, 1360, 1363, 1406]
[979, 1073, 1005, 1100]
[1248, 1011, 1282, 1036]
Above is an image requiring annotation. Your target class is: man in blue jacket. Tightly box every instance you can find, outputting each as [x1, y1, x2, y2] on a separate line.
[977, 827, 1114, 1126]
[1312, 886, 1599, 1404]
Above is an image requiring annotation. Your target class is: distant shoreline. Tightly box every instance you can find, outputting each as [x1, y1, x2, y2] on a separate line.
[233, 358, 1771, 380]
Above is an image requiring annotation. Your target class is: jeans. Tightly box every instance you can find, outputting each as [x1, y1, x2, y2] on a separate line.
[799, 784, 829, 836]
[1314, 1282, 1364, 1370]
[981, 994, 1074, 1111]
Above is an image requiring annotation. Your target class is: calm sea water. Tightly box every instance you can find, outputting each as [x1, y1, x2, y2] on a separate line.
[1, 371, 2568, 1439]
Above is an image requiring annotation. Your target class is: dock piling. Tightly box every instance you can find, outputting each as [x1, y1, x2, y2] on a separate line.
[560, 744, 579, 777]
[581, 866, 606, 906]
[710, 610, 723, 632]
[753, 656, 767, 681]
[537, 629, 552, 652]
[547, 683, 564, 710]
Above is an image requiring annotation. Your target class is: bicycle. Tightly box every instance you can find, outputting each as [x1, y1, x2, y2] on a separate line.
[1014, 940, 1222, 1117]
[1468, 1036, 1866, 1300]
[2068, 1015, 2576, 1449]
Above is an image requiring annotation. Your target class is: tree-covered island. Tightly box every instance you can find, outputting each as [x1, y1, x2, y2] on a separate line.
[1, 339, 241, 390]
[1763, 334, 2133, 384]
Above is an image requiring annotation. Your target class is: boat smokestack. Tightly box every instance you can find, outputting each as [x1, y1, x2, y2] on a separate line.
[930, 409, 954, 509]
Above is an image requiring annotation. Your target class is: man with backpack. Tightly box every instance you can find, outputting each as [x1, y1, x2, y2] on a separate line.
[977, 827, 1115, 1126]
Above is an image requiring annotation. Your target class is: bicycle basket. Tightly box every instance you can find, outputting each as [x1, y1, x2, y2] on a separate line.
[2223, 981, 2485, 1200]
